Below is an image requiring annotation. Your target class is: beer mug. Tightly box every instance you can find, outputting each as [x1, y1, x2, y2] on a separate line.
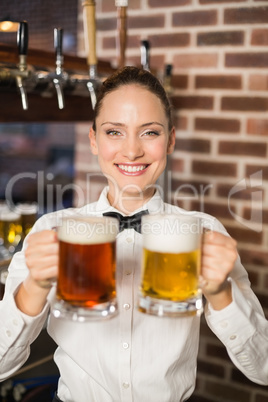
[0, 208, 22, 254]
[15, 203, 38, 239]
[52, 215, 119, 321]
[138, 214, 203, 317]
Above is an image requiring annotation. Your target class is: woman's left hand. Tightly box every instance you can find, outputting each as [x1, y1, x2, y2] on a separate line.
[201, 231, 238, 310]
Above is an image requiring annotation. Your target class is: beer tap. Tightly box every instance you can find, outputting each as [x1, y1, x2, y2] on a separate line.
[82, 0, 101, 109]
[115, 0, 128, 68]
[52, 27, 66, 109]
[140, 40, 150, 72]
[16, 21, 29, 110]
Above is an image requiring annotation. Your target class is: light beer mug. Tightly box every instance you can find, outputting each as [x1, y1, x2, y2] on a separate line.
[52, 215, 119, 321]
[15, 203, 38, 239]
[138, 214, 203, 317]
[0, 208, 22, 255]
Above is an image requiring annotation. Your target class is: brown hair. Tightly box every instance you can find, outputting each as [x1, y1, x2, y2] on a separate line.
[92, 66, 173, 131]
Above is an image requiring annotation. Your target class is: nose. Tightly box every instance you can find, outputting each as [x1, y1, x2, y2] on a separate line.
[123, 136, 144, 161]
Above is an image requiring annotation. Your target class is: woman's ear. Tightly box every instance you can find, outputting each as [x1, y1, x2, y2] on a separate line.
[167, 126, 176, 155]
[89, 127, 98, 155]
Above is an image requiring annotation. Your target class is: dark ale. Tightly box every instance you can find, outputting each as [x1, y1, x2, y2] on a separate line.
[57, 240, 116, 307]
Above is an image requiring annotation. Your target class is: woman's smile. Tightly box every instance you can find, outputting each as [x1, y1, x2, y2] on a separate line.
[115, 163, 149, 175]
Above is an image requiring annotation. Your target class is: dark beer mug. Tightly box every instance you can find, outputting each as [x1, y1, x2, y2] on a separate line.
[52, 215, 119, 321]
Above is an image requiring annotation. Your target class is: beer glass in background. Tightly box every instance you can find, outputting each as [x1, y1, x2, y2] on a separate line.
[52, 216, 119, 322]
[138, 214, 203, 317]
[0, 208, 22, 255]
[15, 203, 38, 239]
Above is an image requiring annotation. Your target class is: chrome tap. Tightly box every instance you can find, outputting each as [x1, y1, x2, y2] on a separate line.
[140, 40, 150, 72]
[52, 27, 66, 109]
[16, 21, 29, 110]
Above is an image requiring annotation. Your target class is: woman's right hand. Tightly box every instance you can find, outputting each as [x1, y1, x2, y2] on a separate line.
[15, 230, 59, 316]
[25, 230, 59, 288]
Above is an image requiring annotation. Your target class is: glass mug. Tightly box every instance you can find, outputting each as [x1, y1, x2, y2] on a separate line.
[0, 208, 22, 255]
[138, 214, 203, 317]
[52, 215, 119, 322]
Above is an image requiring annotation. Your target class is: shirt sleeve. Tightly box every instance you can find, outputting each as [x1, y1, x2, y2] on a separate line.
[205, 255, 268, 385]
[0, 214, 55, 380]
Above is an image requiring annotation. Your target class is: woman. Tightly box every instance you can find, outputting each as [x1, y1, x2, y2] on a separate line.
[0, 66, 267, 402]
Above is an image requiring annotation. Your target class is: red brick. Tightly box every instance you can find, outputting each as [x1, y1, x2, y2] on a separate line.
[224, 7, 268, 24]
[217, 184, 263, 201]
[149, 0, 190, 6]
[226, 52, 268, 68]
[251, 29, 268, 46]
[195, 117, 240, 133]
[191, 200, 236, 221]
[243, 208, 268, 225]
[172, 179, 212, 195]
[198, 359, 225, 378]
[225, 226, 263, 245]
[239, 249, 268, 267]
[207, 344, 229, 361]
[218, 141, 267, 157]
[128, 14, 165, 29]
[249, 74, 268, 91]
[175, 138, 211, 153]
[148, 32, 190, 48]
[171, 75, 188, 89]
[96, 18, 117, 31]
[103, 36, 115, 49]
[171, 96, 213, 110]
[246, 165, 268, 180]
[247, 119, 268, 135]
[195, 75, 241, 90]
[221, 97, 268, 112]
[192, 161, 237, 177]
[174, 115, 188, 130]
[173, 10, 217, 27]
[174, 53, 218, 69]
[197, 31, 244, 46]
[170, 158, 184, 173]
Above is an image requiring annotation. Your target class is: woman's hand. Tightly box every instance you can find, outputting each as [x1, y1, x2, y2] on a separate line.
[15, 230, 59, 316]
[201, 231, 238, 310]
[25, 230, 59, 288]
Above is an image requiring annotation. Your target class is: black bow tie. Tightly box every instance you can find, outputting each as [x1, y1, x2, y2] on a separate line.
[103, 210, 149, 233]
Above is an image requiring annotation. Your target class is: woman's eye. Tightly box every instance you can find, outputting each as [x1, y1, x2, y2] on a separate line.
[144, 131, 160, 137]
[106, 130, 120, 136]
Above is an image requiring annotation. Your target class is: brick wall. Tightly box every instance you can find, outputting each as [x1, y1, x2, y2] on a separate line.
[75, 1, 268, 401]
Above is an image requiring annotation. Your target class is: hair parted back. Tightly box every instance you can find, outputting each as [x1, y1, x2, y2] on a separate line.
[92, 66, 173, 131]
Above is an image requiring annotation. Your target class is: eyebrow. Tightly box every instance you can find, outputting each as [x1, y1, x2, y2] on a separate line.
[101, 121, 165, 128]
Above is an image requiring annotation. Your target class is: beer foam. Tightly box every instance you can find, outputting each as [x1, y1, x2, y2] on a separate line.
[142, 214, 201, 253]
[58, 216, 119, 244]
[0, 211, 21, 222]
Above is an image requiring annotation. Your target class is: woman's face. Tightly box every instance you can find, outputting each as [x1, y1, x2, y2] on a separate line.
[89, 84, 175, 207]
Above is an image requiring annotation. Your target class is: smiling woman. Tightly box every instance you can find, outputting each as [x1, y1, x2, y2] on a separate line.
[1, 66, 268, 402]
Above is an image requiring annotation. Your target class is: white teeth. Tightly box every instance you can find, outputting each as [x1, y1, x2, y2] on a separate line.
[118, 164, 147, 172]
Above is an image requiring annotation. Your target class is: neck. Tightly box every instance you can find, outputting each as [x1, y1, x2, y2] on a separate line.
[107, 186, 155, 215]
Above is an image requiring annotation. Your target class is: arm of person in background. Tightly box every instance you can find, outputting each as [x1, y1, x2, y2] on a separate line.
[0, 215, 58, 380]
[202, 229, 268, 386]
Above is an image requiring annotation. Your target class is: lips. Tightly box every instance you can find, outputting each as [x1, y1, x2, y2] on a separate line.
[116, 164, 149, 175]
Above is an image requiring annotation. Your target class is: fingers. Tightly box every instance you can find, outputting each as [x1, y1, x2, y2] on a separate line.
[25, 230, 59, 286]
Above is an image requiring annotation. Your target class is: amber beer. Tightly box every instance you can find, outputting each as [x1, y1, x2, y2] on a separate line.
[16, 203, 38, 238]
[53, 216, 119, 321]
[138, 214, 203, 317]
[0, 210, 22, 251]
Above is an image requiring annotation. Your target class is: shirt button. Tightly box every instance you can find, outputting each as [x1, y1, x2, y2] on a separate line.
[230, 335, 237, 340]
[12, 319, 18, 326]
[126, 237, 133, 244]
[123, 303, 130, 310]
[122, 382, 130, 389]
[122, 342, 129, 349]
[125, 271, 132, 275]
[5, 330, 11, 337]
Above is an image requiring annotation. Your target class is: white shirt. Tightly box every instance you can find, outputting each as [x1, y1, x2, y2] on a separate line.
[0, 188, 268, 402]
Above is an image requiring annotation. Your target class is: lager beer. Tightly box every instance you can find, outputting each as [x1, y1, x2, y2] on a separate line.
[16, 203, 38, 238]
[0, 210, 22, 251]
[138, 214, 203, 317]
[52, 216, 119, 321]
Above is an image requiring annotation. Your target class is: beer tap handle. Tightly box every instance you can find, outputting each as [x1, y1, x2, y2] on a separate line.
[82, 0, 97, 78]
[115, 0, 128, 68]
[16, 21, 28, 110]
[140, 40, 150, 72]
[53, 27, 65, 109]
[54, 27, 64, 75]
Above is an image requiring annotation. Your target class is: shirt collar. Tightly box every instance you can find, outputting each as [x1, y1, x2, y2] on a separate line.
[95, 186, 165, 216]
